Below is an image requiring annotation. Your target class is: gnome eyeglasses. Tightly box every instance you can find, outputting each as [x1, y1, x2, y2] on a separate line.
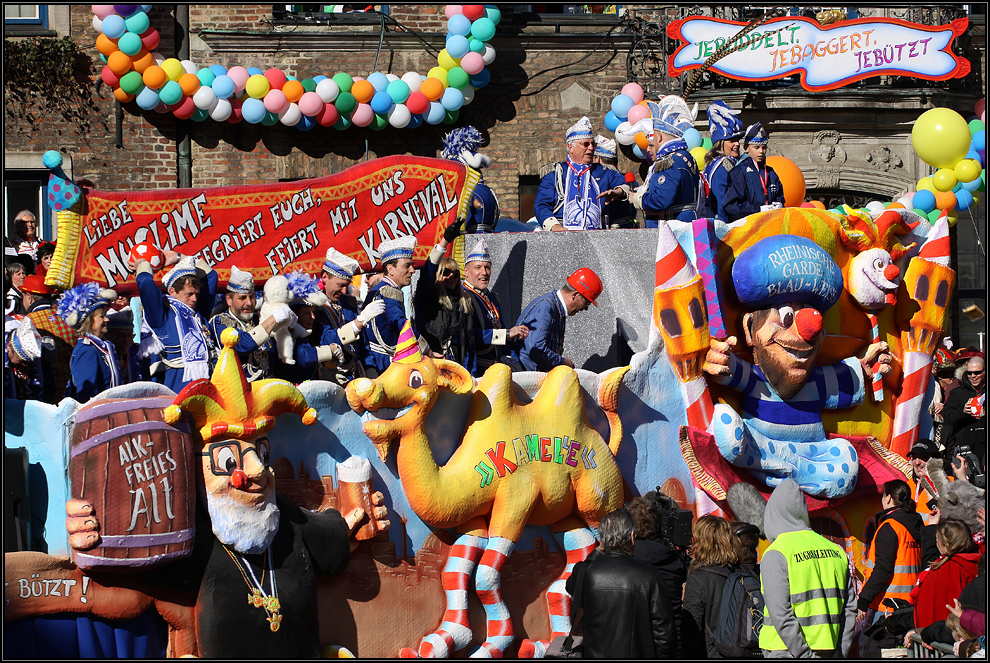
[200, 437, 271, 476]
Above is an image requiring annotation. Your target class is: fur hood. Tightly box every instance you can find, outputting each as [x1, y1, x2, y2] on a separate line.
[927, 457, 985, 534]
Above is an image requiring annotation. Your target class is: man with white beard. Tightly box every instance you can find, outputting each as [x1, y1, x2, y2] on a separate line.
[66, 326, 389, 657]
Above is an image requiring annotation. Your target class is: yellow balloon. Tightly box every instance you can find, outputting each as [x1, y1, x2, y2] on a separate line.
[244, 73, 270, 99]
[947, 209, 959, 226]
[911, 107, 972, 169]
[916, 176, 937, 193]
[161, 58, 184, 82]
[428, 66, 448, 86]
[437, 49, 461, 70]
[933, 168, 958, 192]
[690, 146, 707, 170]
[955, 158, 982, 183]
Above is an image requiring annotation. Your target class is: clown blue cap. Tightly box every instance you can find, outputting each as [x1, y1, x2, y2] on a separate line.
[162, 256, 197, 291]
[9, 317, 42, 362]
[594, 135, 617, 160]
[706, 101, 743, 143]
[322, 247, 359, 283]
[378, 235, 416, 264]
[732, 235, 843, 311]
[565, 116, 593, 143]
[286, 271, 322, 307]
[465, 237, 492, 264]
[441, 126, 492, 169]
[57, 282, 118, 329]
[227, 265, 255, 295]
[651, 95, 698, 138]
[743, 122, 769, 148]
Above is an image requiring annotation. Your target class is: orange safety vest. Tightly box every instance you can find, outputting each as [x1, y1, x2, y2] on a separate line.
[864, 518, 922, 611]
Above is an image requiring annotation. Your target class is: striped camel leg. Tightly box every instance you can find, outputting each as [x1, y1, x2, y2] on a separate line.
[469, 536, 517, 658]
[518, 523, 597, 658]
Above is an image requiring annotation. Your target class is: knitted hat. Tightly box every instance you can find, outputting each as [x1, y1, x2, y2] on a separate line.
[9, 317, 42, 362]
[743, 122, 769, 148]
[226, 265, 255, 295]
[322, 247, 360, 283]
[378, 236, 416, 264]
[594, 135, 617, 160]
[465, 237, 492, 264]
[441, 126, 492, 170]
[565, 116, 594, 144]
[651, 95, 698, 138]
[162, 256, 198, 291]
[285, 271, 322, 307]
[57, 282, 118, 329]
[706, 101, 744, 143]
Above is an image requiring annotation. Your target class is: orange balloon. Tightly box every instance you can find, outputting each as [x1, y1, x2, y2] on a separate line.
[421, 77, 445, 102]
[107, 50, 133, 76]
[96, 34, 119, 57]
[934, 190, 957, 211]
[810, 200, 826, 209]
[638, 100, 650, 106]
[886, 202, 905, 210]
[282, 80, 304, 103]
[634, 132, 648, 149]
[132, 50, 155, 74]
[142, 65, 167, 89]
[351, 79, 375, 104]
[178, 73, 200, 96]
[113, 87, 135, 103]
[765, 155, 806, 207]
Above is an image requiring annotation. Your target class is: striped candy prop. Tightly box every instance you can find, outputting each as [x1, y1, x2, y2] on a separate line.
[92, 5, 499, 130]
[868, 312, 884, 403]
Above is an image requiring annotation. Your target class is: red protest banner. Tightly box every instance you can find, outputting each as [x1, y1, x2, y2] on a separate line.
[45, 156, 479, 293]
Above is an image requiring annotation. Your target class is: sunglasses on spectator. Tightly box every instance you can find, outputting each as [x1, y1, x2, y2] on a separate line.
[966, 370, 985, 376]
[440, 269, 459, 278]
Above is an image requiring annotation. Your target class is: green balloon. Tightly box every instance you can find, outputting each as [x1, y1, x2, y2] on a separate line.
[485, 6, 501, 25]
[332, 72, 354, 93]
[701, 137, 713, 150]
[159, 80, 183, 105]
[927, 209, 941, 223]
[446, 67, 469, 89]
[969, 119, 985, 136]
[302, 78, 317, 93]
[912, 208, 928, 218]
[333, 114, 353, 131]
[371, 113, 388, 130]
[471, 17, 496, 42]
[119, 71, 145, 95]
[443, 109, 459, 124]
[334, 91, 357, 114]
[261, 111, 279, 126]
[99, 53, 107, 64]
[468, 37, 485, 53]
[191, 108, 210, 122]
[197, 68, 216, 87]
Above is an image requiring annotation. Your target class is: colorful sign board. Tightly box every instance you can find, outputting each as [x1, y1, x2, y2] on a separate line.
[668, 16, 970, 91]
[47, 156, 477, 291]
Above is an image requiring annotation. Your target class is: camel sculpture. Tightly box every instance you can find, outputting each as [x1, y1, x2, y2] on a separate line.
[346, 332, 629, 659]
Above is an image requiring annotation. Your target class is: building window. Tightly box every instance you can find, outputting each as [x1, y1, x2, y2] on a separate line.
[518, 176, 540, 224]
[4, 4, 46, 25]
[5, 171, 53, 242]
[272, 4, 387, 23]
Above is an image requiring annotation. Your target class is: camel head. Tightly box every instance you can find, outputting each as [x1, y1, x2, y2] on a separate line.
[346, 344, 473, 460]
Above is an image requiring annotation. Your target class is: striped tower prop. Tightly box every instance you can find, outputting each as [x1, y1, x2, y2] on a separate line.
[890, 215, 954, 457]
[653, 221, 714, 432]
[868, 312, 884, 403]
[518, 527, 598, 659]
[402, 534, 487, 658]
[692, 217, 727, 339]
[471, 536, 516, 658]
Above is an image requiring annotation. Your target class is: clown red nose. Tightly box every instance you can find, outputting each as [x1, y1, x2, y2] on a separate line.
[231, 468, 248, 489]
[795, 308, 823, 341]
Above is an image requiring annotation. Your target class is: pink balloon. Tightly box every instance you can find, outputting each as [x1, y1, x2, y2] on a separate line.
[444, 5, 463, 18]
[621, 82, 645, 104]
[92, 5, 116, 19]
[976, 98, 985, 118]
[351, 102, 374, 127]
[460, 52, 485, 75]
[227, 66, 250, 93]
[263, 89, 288, 113]
[298, 91, 324, 116]
[626, 104, 650, 125]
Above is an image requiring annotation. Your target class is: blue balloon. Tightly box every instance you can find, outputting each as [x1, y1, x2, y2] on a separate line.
[425, 101, 446, 125]
[468, 68, 490, 89]
[440, 87, 464, 111]
[211, 75, 235, 99]
[313, 75, 327, 83]
[135, 86, 160, 110]
[261, 111, 279, 127]
[407, 113, 423, 128]
[972, 130, 986, 151]
[955, 189, 975, 210]
[683, 128, 703, 150]
[247, 67, 263, 77]
[448, 14, 471, 36]
[367, 72, 390, 93]
[966, 149, 982, 165]
[446, 34, 470, 58]
[241, 97, 267, 124]
[963, 177, 983, 192]
[209, 64, 228, 76]
[297, 115, 317, 131]
[101, 15, 126, 39]
[913, 189, 936, 213]
[632, 144, 647, 160]
[139, 5, 153, 13]
[610, 94, 634, 119]
[333, 114, 353, 131]
[604, 110, 621, 132]
[370, 91, 394, 114]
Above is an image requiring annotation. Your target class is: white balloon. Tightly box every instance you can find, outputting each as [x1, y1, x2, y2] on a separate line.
[152, 51, 165, 65]
[92, 16, 103, 33]
[193, 86, 217, 110]
[614, 121, 635, 145]
[210, 98, 232, 122]
[897, 196, 914, 208]
[461, 85, 476, 106]
[385, 73, 399, 83]
[401, 71, 423, 92]
[866, 201, 886, 214]
[279, 102, 302, 126]
[388, 103, 411, 128]
[315, 78, 339, 103]
[481, 44, 496, 65]
[181, 59, 198, 75]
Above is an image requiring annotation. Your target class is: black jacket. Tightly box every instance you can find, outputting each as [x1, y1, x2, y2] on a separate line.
[567, 550, 675, 658]
[682, 565, 733, 658]
[633, 537, 686, 657]
[941, 378, 987, 462]
[858, 506, 926, 611]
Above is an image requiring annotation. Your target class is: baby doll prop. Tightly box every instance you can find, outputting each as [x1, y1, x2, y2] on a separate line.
[259, 273, 327, 365]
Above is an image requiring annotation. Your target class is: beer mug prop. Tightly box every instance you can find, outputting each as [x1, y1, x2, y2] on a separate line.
[336, 456, 379, 541]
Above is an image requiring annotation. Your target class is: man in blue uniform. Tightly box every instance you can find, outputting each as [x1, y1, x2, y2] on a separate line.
[131, 253, 218, 393]
[315, 247, 382, 385]
[441, 126, 500, 234]
[593, 135, 638, 228]
[208, 266, 284, 383]
[535, 117, 629, 231]
[512, 267, 602, 372]
[626, 96, 700, 226]
[362, 236, 417, 378]
[461, 237, 529, 377]
[700, 101, 744, 222]
[724, 122, 786, 221]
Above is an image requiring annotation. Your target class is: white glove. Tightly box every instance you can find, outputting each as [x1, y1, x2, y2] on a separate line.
[357, 299, 386, 324]
[271, 305, 293, 325]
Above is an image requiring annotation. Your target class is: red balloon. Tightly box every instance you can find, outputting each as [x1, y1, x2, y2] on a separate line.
[169, 96, 196, 120]
[800, 202, 815, 208]
[264, 67, 287, 91]
[228, 96, 243, 123]
[139, 28, 160, 52]
[317, 102, 339, 127]
[406, 90, 429, 115]
[462, 5, 485, 20]
[101, 65, 121, 87]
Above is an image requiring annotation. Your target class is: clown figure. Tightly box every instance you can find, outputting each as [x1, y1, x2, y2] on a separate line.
[703, 236, 893, 498]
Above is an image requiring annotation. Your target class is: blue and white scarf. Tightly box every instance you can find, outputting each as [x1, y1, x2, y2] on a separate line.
[84, 333, 122, 389]
[167, 296, 210, 382]
[562, 158, 602, 231]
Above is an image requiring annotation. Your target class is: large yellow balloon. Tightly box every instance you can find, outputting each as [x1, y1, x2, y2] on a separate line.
[690, 146, 707, 170]
[933, 168, 958, 192]
[911, 107, 972, 169]
[916, 176, 937, 193]
[766, 155, 806, 207]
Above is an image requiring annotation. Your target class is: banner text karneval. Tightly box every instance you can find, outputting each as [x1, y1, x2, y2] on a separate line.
[51, 156, 476, 292]
[668, 16, 970, 91]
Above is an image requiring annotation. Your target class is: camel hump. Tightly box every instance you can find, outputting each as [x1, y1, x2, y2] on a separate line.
[598, 366, 629, 414]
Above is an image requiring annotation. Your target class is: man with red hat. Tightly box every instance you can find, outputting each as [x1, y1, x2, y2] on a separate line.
[20, 275, 53, 315]
[511, 267, 602, 372]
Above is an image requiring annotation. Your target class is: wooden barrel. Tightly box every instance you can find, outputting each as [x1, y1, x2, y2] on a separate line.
[69, 396, 195, 571]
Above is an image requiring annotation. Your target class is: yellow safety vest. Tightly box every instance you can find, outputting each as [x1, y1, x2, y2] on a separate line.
[759, 530, 849, 652]
[863, 517, 922, 611]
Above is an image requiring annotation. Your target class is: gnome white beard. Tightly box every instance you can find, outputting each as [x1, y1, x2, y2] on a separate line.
[206, 489, 280, 555]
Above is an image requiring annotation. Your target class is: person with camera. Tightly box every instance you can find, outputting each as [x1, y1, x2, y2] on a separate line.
[906, 439, 942, 525]
[941, 356, 986, 473]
